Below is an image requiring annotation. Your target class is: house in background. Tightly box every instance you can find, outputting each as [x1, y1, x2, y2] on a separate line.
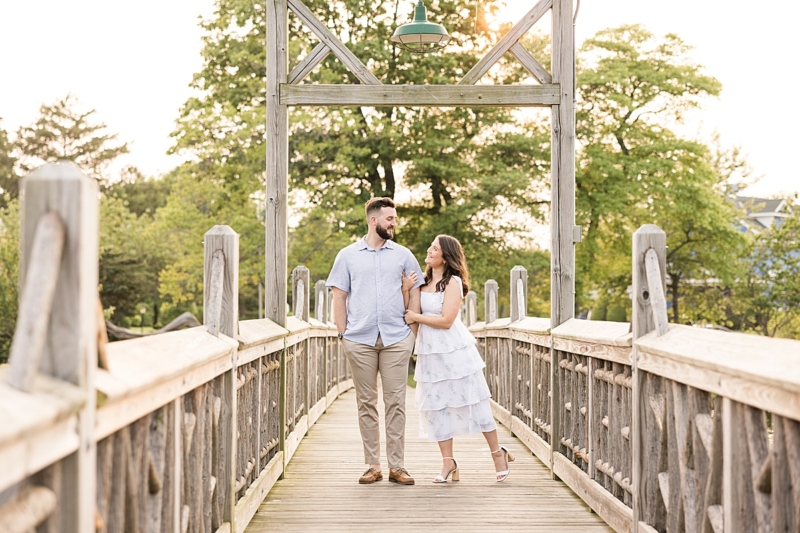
[735, 196, 792, 233]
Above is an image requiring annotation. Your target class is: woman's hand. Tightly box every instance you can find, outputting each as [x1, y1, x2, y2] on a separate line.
[404, 309, 419, 325]
[401, 270, 418, 292]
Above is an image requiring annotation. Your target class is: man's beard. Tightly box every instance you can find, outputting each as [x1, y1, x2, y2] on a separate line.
[376, 224, 394, 240]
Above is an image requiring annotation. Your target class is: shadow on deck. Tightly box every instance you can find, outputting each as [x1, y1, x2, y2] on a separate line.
[246, 388, 612, 532]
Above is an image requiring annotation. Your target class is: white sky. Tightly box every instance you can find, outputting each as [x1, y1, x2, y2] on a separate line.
[0, 1, 797, 197]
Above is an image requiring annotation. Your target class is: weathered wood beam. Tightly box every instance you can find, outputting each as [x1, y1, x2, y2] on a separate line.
[267, 0, 289, 327]
[7, 212, 65, 392]
[281, 84, 560, 107]
[549, 0, 575, 482]
[288, 42, 330, 85]
[459, 0, 553, 85]
[631, 225, 667, 533]
[20, 161, 98, 533]
[287, 0, 380, 86]
[509, 42, 552, 84]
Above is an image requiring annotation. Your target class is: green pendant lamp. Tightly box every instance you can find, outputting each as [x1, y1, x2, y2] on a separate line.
[390, 0, 450, 53]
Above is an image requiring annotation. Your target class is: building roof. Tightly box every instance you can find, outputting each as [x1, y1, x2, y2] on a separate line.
[734, 196, 790, 232]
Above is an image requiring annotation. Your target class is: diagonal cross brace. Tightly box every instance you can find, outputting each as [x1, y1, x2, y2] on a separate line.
[289, 42, 331, 84]
[458, 0, 553, 85]
[509, 42, 552, 84]
[287, 0, 381, 85]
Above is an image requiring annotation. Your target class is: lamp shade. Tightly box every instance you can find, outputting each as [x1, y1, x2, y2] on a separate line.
[390, 0, 450, 53]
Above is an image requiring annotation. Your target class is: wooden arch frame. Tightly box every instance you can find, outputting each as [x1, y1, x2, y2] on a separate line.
[266, 0, 576, 332]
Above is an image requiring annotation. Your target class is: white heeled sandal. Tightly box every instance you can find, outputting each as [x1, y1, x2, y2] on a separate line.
[491, 446, 515, 482]
[432, 457, 460, 483]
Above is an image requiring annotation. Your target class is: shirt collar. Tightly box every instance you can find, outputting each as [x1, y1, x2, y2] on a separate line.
[357, 236, 396, 251]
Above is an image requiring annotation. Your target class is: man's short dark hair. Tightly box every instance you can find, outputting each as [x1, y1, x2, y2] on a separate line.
[365, 197, 395, 218]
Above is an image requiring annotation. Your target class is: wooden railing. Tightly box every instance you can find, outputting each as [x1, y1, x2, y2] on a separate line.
[0, 163, 351, 533]
[473, 225, 800, 533]
[3, 163, 798, 533]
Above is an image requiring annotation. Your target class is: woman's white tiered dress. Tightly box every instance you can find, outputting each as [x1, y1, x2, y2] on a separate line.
[414, 277, 497, 442]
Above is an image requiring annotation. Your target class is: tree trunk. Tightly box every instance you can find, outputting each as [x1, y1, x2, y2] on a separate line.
[670, 272, 681, 324]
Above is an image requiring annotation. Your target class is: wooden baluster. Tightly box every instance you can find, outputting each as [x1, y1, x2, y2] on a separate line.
[723, 399, 757, 533]
[701, 396, 723, 533]
[641, 374, 667, 529]
[771, 416, 800, 533]
[743, 406, 770, 532]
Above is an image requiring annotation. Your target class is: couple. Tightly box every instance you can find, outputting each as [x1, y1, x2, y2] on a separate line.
[326, 197, 514, 486]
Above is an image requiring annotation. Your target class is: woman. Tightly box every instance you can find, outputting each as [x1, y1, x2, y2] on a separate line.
[403, 235, 514, 483]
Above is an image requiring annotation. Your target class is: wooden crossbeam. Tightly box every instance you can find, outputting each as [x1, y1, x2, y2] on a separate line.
[509, 42, 552, 84]
[288, 43, 331, 84]
[459, 0, 553, 85]
[281, 84, 560, 107]
[287, 0, 381, 85]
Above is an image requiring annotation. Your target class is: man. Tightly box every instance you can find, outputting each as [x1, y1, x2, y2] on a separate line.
[326, 197, 424, 485]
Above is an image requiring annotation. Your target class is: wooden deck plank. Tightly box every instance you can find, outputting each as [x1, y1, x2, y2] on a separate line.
[246, 388, 612, 532]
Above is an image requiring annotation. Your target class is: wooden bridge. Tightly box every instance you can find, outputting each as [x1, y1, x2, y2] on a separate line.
[2, 163, 800, 533]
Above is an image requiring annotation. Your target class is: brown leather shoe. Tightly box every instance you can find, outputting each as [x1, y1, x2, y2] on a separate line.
[389, 468, 415, 485]
[359, 468, 383, 484]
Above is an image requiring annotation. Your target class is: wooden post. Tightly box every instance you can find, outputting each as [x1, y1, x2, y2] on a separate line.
[465, 291, 478, 326]
[204, 225, 239, 338]
[266, 0, 289, 327]
[315, 280, 327, 323]
[510, 265, 528, 323]
[19, 162, 98, 532]
[292, 266, 310, 322]
[484, 280, 498, 323]
[203, 225, 239, 531]
[550, 0, 576, 328]
[550, 0, 575, 480]
[631, 224, 667, 533]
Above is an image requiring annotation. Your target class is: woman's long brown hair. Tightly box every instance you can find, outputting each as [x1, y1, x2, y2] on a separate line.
[423, 234, 470, 296]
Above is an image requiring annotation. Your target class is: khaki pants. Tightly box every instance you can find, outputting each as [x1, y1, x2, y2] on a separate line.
[342, 332, 415, 469]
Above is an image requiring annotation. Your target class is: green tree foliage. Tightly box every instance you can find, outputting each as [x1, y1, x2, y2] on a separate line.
[106, 166, 175, 217]
[170, 0, 552, 309]
[733, 202, 800, 337]
[99, 195, 166, 326]
[575, 25, 744, 320]
[0, 200, 19, 362]
[15, 94, 129, 183]
[0, 120, 18, 208]
[151, 165, 265, 322]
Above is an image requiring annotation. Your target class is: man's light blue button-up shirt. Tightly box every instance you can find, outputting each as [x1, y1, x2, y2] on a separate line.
[326, 237, 424, 347]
